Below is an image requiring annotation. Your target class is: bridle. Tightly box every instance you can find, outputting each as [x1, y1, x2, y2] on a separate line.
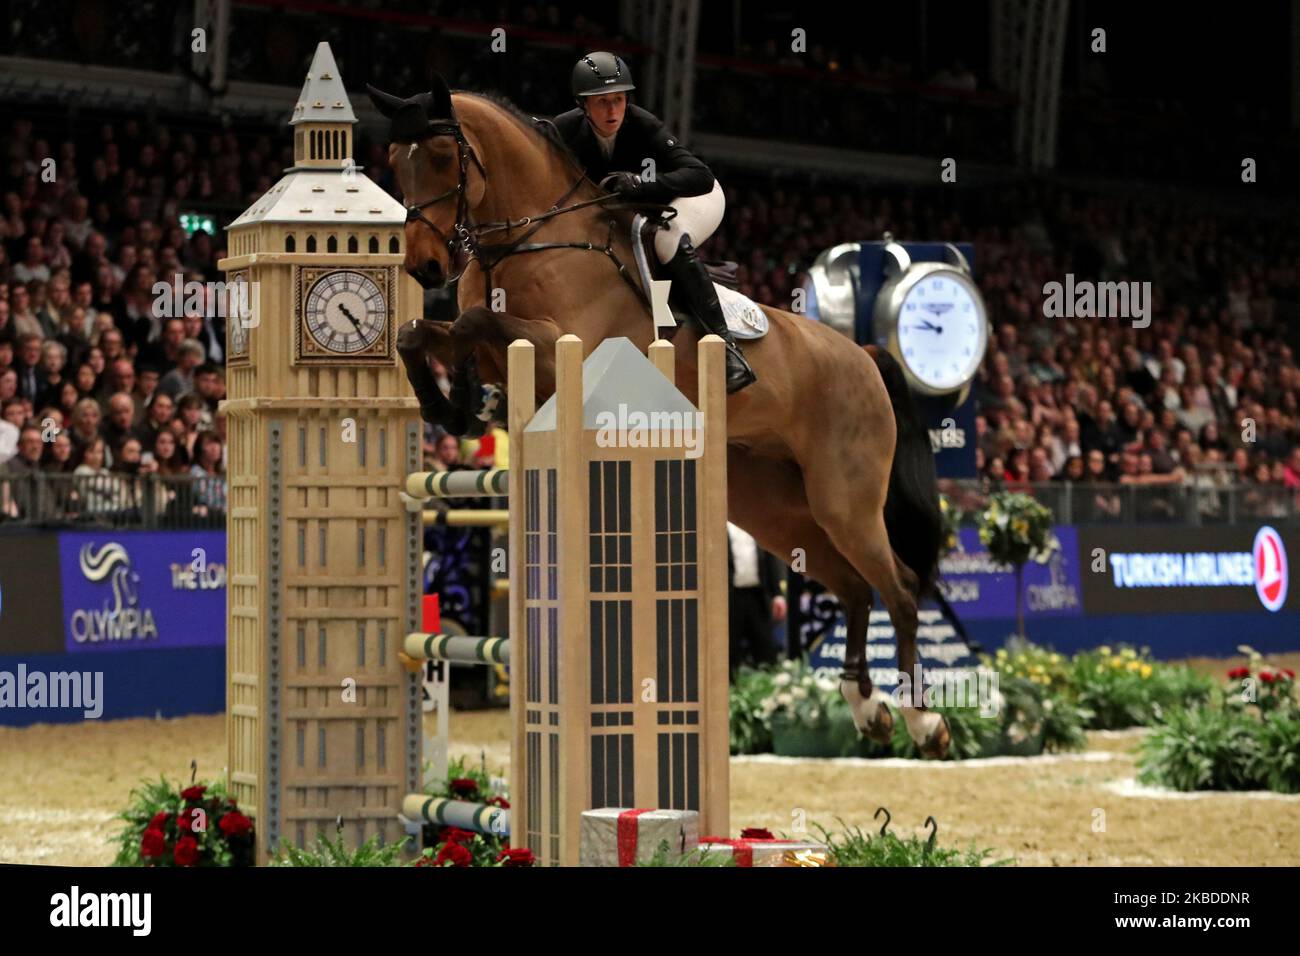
[400, 113, 673, 305]
[401, 121, 486, 281]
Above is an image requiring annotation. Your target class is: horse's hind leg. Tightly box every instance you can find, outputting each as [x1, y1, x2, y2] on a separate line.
[801, 458, 951, 758]
[727, 449, 893, 743]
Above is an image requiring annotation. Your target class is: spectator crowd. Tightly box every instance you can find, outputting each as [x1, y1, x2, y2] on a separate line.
[2, 72, 1297, 526]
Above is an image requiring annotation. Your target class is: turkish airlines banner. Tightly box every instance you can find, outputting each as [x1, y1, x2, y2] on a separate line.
[1077, 524, 1295, 615]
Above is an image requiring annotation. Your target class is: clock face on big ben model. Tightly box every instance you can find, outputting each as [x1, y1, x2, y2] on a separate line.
[295, 267, 393, 362]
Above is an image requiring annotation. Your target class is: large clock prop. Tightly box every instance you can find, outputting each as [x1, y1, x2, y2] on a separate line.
[797, 237, 989, 677]
[804, 236, 988, 478]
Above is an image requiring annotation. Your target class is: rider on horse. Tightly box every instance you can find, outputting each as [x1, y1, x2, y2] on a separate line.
[553, 52, 756, 394]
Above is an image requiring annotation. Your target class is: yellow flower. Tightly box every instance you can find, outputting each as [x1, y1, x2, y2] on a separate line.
[996, 649, 1007, 660]
[1127, 660, 1141, 673]
[1140, 664, 1153, 679]
[1111, 657, 1125, 669]
[1012, 519, 1030, 538]
[1095, 666, 1104, 675]
[1050, 653, 1062, 664]
[1099, 646, 1112, 656]
[1121, 648, 1137, 660]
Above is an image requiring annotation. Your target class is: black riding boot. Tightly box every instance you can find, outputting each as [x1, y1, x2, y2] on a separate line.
[665, 235, 757, 393]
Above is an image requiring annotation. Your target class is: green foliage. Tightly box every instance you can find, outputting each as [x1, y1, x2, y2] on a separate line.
[111, 775, 254, 867]
[730, 664, 778, 754]
[642, 841, 737, 867]
[1138, 707, 1262, 791]
[270, 826, 411, 867]
[1068, 645, 1215, 729]
[1138, 706, 1300, 794]
[1248, 714, 1300, 794]
[976, 491, 1058, 569]
[813, 821, 1013, 867]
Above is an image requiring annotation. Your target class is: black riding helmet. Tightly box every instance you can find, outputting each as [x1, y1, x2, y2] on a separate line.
[571, 51, 636, 106]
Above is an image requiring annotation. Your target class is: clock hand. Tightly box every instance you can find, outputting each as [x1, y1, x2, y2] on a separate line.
[910, 321, 944, 334]
[338, 303, 364, 334]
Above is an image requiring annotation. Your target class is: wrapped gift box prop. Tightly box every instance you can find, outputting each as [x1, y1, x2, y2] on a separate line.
[579, 808, 700, 867]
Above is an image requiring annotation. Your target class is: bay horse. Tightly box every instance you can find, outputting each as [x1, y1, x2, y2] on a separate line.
[368, 76, 951, 757]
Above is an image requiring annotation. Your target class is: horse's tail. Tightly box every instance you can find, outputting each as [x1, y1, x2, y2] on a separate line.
[864, 345, 943, 598]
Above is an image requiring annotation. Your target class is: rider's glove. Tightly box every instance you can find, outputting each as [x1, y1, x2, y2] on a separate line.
[600, 172, 643, 196]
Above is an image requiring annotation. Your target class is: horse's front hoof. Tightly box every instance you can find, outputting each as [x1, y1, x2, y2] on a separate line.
[903, 709, 951, 760]
[840, 680, 895, 744]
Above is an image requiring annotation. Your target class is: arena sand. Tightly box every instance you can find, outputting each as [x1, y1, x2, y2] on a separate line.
[2, 654, 1297, 866]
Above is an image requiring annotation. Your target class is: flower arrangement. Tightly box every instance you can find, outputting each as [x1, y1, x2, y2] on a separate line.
[1067, 645, 1216, 729]
[112, 776, 254, 867]
[975, 491, 1058, 638]
[1223, 645, 1297, 716]
[414, 756, 535, 867]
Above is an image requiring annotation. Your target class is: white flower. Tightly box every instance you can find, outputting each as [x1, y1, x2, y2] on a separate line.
[775, 693, 793, 708]
[773, 672, 792, 687]
[791, 686, 807, 700]
[808, 707, 820, 722]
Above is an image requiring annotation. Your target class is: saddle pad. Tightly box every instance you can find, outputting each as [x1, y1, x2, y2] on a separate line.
[717, 284, 770, 340]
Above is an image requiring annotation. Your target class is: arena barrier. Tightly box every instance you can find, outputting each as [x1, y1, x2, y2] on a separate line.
[398, 334, 731, 865]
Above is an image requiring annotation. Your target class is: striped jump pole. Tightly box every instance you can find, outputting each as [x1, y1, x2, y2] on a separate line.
[406, 468, 508, 500]
[402, 795, 510, 838]
[423, 509, 510, 528]
[403, 632, 511, 666]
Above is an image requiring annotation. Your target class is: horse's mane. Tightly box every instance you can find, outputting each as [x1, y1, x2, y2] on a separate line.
[454, 90, 590, 181]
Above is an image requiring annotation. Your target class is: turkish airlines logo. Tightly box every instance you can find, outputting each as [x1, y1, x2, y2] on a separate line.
[1253, 526, 1288, 612]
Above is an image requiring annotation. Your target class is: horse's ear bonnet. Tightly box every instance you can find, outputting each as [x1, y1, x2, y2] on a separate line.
[366, 73, 456, 144]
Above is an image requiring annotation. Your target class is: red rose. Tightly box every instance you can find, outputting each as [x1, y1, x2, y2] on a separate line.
[497, 848, 535, 867]
[173, 835, 200, 866]
[1227, 667, 1249, 680]
[149, 812, 170, 830]
[141, 828, 167, 860]
[435, 842, 473, 867]
[1284, 669, 1296, 680]
[740, 828, 775, 840]
[178, 806, 208, 833]
[486, 795, 510, 809]
[180, 785, 207, 801]
[1260, 671, 1275, 683]
[438, 827, 476, 846]
[218, 811, 253, 838]
[449, 778, 480, 798]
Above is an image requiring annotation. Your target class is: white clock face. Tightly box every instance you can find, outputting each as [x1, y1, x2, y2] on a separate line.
[897, 273, 985, 392]
[304, 271, 387, 353]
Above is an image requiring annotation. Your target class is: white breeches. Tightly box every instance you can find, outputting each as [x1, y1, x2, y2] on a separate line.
[654, 178, 725, 263]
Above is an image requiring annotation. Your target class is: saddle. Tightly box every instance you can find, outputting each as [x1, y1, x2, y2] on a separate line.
[632, 215, 769, 340]
[636, 216, 739, 289]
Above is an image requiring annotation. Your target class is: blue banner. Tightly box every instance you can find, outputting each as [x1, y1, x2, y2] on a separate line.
[937, 526, 1083, 621]
[58, 531, 227, 652]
